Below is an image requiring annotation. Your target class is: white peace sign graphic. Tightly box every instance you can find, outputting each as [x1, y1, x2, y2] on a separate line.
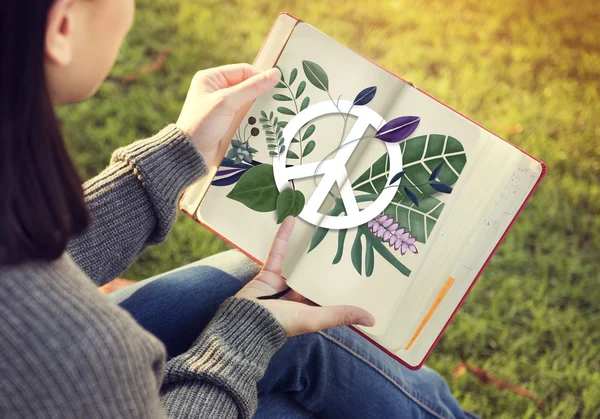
[273, 100, 403, 230]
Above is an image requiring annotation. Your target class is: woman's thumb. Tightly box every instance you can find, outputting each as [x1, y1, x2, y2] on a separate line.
[223, 68, 280, 106]
[310, 305, 376, 332]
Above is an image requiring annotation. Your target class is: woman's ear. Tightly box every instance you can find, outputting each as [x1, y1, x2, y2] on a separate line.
[45, 0, 75, 67]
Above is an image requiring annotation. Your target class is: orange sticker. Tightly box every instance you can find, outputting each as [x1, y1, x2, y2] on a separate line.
[405, 276, 455, 350]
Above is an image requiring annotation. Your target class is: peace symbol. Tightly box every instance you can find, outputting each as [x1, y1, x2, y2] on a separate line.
[272, 100, 403, 230]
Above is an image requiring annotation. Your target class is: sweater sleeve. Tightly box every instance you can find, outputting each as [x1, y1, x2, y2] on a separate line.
[0, 257, 286, 418]
[68, 125, 207, 286]
[160, 297, 287, 418]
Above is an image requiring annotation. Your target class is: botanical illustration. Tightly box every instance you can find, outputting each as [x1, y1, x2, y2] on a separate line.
[212, 117, 261, 186]
[308, 134, 467, 277]
[212, 60, 467, 278]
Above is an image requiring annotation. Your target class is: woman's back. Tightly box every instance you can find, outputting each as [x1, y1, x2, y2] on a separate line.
[0, 253, 167, 417]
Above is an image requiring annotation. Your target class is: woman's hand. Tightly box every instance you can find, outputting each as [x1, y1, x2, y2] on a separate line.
[176, 63, 280, 164]
[236, 217, 376, 337]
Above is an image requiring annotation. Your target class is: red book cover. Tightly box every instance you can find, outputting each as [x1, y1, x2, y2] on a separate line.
[181, 12, 546, 369]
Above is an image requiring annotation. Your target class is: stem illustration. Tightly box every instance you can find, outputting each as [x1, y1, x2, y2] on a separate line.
[278, 78, 304, 164]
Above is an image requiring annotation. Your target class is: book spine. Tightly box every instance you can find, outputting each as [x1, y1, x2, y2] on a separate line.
[180, 12, 547, 370]
[179, 13, 301, 218]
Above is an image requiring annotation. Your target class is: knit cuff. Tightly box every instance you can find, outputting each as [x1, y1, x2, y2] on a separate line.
[162, 298, 287, 417]
[110, 125, 207, 240]
[201, 297, 287, 363]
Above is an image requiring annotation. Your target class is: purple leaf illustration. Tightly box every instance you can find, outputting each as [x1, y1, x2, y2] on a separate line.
[212, 171, 246, 186]
[430, 181, 453, 194]
[353, 86, 377, 106]
[367, 213, 418, 255]
[215, 168, 244, 177]
[390, 171, 405, 184]
[404, 186, 419, 206]
[375, 116, 420, 143]
[429, 162, 445, 181]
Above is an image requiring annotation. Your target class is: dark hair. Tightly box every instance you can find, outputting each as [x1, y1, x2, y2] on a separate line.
[0, 2, 88, 265]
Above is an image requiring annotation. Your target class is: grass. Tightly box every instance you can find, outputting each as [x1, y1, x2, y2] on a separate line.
[59, 0, 600, 417]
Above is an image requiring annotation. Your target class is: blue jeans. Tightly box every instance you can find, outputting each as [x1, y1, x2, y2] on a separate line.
[109, 250, 477, 419]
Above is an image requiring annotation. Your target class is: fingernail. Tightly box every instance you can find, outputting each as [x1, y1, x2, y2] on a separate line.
[359, 315, 376, 327]
[266, 68, 280, 79]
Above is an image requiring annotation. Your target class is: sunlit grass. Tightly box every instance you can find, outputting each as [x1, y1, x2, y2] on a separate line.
[59, 0, 600, 416]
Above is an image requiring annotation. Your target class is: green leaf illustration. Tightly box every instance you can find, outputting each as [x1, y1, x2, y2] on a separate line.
[302, 60, 329, 91]
[227, 164, 279, 212]
[295, 81, 306, 98]
[275, 82, 286, 88]
[383, 196, 445, 245]
[307, 198, 411, 277]
[352, 134, 467, 243]
[332, 229, 347, 264]
[360, 225, 411, 276]
[289, 68, 298, 86]
[308, 199, 345, 252]
[365, 239, 374, 277]
[302, 124, 316, 141]
[351, 232, 363, 274]
[308, 226, 329, 252]
[302, 140, 316, 157]
[300, 96, 310, 111]
[262, 113, 285, 157]
[287, 150, 300, 159]
[351, 226, 412, 277]
[273, 94, 293, 101]
[276, 188, 305, 223]
[277, 107, 296, 116]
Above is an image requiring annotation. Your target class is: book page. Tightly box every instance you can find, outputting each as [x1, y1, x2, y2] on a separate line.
[183, 13, 299, 217]
[287, 78, 483, 336]
[381, 129, 520, 350]
[393, 147, 544, 367]
[197, 22, 404, 274]
[195, 18, 543, 367]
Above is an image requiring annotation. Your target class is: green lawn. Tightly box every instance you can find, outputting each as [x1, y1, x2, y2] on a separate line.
[59, 0, 600, 417]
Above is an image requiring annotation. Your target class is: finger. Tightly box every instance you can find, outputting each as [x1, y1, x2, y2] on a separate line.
[222, 68, 280, 108]
[262, 216, 295, 275]
[196, 63, 262, 90]
[303, 305, 376, 333]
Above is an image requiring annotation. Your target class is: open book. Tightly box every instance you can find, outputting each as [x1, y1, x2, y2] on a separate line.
[180, 13, 546, 369]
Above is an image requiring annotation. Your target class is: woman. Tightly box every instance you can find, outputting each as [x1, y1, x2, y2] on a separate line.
[0, 0, 476, 418]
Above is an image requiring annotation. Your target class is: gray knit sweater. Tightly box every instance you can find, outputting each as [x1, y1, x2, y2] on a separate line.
[0, 125, 287, 418]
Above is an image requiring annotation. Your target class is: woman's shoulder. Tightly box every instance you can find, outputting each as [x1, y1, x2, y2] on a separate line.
[0, 252, 166, 375]
[0, 256, 168, 416]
